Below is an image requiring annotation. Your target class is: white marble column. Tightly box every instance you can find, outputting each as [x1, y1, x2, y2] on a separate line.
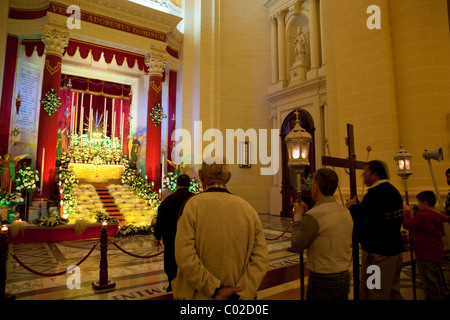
[276, 10, 287, 86]
[307, 0, 320, 79]
[271, 16, 279, 84]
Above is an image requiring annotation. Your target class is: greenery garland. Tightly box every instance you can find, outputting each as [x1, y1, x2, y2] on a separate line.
[40, 88, 63, 117]
[149, 103, 167, 127]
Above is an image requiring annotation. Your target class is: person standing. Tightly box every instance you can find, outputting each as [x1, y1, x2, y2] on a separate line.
[291, 168, 354, 300]
[403, 191, 450, 300]
[346, 160, 405, 300]
[173, 159, 269, 300]
[154, 174, 194, 292]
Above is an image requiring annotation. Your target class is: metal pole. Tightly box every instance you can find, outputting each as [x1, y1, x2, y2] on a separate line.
[297, 170, 305, 300]
[404, 178, 416, 300]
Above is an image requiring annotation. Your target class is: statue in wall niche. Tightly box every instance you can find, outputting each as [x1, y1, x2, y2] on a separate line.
[294, 27, 307, 65]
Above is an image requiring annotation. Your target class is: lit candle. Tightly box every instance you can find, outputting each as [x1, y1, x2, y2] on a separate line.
[158, 188, 161, 200]
[1, 225, 8, 233]
[102, 220, 107, 228]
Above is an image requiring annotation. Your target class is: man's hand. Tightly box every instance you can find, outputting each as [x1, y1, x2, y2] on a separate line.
[345, 196, 358, 209]
[213, 285, 244, 300]
[293, 200, 308, 222]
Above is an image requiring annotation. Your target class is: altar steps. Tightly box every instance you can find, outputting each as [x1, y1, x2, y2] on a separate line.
[95, 187, 126, 225]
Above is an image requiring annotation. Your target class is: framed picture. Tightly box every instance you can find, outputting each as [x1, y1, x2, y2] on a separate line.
[239, 141, 251, 168]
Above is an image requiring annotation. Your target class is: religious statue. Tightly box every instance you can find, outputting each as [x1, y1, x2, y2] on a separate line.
[56, 128, 67, 160]
[128, 134, 146, 168]
[0, 153, 28, 193]
[294, 27, 307, 65]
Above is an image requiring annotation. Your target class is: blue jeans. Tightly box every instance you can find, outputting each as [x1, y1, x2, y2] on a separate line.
[306, 270, 350, 300]
[417, 260, 445, 300]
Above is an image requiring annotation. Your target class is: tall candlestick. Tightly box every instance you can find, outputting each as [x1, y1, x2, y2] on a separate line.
[79, 94, 84, 136]
[161, 154, 165, 191]
[40, 148, 45, 196]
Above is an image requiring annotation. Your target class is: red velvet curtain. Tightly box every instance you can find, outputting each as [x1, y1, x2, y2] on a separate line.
[0, 35, 19, 155]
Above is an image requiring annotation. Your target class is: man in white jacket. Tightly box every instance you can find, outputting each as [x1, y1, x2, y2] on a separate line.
[291, 168, 354, 300]
[173, 159, 269, 300]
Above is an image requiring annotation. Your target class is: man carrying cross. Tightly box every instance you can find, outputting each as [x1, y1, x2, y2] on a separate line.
[346, 160, 405, 300]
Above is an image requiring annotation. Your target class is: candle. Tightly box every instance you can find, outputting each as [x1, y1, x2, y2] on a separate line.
[102, 220, 108, 228]
[161, 155, 165, 191]
[1, 225, 7, 233]
[40, 148, 45, 196]
[158, 188, 161, 200]
[79, 93, 84, 136]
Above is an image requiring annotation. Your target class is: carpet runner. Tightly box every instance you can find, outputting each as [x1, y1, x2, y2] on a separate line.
[95, 186, 125, 225]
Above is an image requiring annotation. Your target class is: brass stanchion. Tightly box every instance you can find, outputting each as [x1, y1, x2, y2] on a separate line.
[92, 221, 116, 292]
[1, 225, 15, 300]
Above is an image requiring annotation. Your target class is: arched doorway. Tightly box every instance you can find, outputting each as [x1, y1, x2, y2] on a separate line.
[280, 109, 315, 217]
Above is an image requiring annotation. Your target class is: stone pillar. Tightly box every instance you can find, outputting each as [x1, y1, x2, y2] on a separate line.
[144, 50, 167, 190]
[389, 0, 450, 212]
[36, 24, 69, 199]
[276, 10, 287, 87]
[307, 0, 320, 79]
[270, 16, 279, 84]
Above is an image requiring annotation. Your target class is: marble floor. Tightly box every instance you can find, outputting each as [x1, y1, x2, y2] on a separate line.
[4, 214, 450, 301]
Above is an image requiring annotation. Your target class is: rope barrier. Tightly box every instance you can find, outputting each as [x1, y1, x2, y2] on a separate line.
[265, 220, 293, 241]
[109, 239, 164, 259]
[10, 241, 99, 277]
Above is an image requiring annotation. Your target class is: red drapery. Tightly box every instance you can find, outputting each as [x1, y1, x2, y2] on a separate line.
[0, 35, 19, 155]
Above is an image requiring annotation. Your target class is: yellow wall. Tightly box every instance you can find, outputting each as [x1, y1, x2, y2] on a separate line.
[180, 0, 273, 212]
[323, 0, 450, 204]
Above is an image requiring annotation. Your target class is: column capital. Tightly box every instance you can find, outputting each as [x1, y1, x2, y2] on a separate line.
[275, 10, 286, 22]
[145, 50, 168, 76]
[42, 24, 69, 56]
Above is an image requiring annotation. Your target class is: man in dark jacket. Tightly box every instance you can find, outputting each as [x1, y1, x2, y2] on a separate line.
[346, 160, 404, 300]
[154, 174, 194, 292]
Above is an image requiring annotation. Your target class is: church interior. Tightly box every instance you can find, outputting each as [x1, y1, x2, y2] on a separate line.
[0, 0, 450, 303]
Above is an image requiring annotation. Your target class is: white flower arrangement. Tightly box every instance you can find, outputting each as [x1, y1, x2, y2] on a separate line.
[15, 165, 39, 192]
[149, 103, 166, 127]
[40, 88, 62, 117]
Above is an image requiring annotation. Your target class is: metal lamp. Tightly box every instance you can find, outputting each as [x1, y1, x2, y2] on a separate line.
[394, 145, 412, 181]
[284, 109, 311, 301]
[285, 110, 312, 171]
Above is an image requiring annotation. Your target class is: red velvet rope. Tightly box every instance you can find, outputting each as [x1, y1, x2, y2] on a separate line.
[10, 241, 99, 277]
[109, 239, 164, 259]
[265, 220, 293, 241]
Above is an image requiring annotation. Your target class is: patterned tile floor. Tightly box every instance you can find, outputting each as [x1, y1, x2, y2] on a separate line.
[4, 214, 450, 300]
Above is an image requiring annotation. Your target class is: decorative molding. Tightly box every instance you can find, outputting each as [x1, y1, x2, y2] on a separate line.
[144, 50, 168, 76]
[42, 24, 69, 56]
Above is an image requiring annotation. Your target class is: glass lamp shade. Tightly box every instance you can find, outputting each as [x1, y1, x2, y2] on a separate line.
[285, 114, 312, 169]
[394, 145, 412, 179]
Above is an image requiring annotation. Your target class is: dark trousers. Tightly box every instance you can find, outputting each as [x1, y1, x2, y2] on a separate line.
[307, 270, 350, 300]
[163, 242, 177, 292]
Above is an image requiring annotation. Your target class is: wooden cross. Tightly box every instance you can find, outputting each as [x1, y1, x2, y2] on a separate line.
[322, 123, 367, 300]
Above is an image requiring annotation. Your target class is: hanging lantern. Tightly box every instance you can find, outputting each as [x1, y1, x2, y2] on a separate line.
[394, 145, 412, 179]
[285, 110, 312, 170]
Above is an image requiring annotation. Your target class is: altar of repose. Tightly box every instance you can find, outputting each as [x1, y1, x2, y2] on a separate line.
[69, 163, 124, 185]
